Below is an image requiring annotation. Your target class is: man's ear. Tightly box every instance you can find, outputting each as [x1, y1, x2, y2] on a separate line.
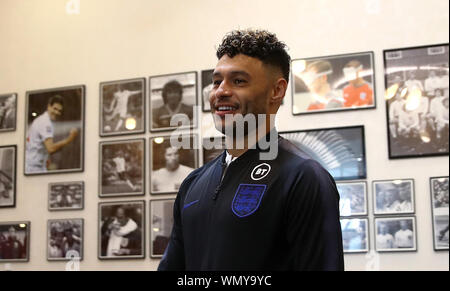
[270, 78, 288, 105]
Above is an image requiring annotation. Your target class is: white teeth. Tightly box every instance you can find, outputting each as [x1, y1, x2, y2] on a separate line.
[218, 106, 235, 111]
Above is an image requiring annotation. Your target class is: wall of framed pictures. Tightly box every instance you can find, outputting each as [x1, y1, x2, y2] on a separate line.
[0, 0, 448, 271]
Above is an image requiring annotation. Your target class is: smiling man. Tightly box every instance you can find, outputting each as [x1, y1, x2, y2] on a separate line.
[158, 29, 344, 271]
[25, 95, 78, 173]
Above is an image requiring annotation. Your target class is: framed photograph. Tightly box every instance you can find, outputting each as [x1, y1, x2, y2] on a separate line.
[150, 134, 198, 194]
[430, 176, 449, 250]
[0, 221, 30, 262]
[337, 181, 368, 216]
[202, 136, 226, 165]
[150, 199, 175, 258]
[0, 145, 16, 208]
[384, 44, 449, 159]
[375, 216, 417, 252]
[98, 200, 145, 260]
[99, 139, 145, 197]
[340, 218, 369, 253]
[100, 78, 145, 137]
[292, 51, 375, 115]
[0, 93, 17, 132]
[280, 126, 366, 181]
[201, 69, 214, 112]
[149, 71, 197, 132]
[24, 85, 85, 175]
[48, 181, 84, 211]
[373, 179, 415, 215]
[47, 219, 83, 261]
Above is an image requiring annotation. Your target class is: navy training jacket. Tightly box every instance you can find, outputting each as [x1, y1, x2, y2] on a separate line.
[158, 135, 344, 271]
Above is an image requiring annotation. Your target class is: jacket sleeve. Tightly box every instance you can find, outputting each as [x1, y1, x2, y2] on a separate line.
[157, 191, 185, 271]
[284, 159, 344, 271]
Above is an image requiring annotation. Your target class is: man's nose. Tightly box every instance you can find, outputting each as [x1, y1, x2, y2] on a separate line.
[213, 81, 232, 100]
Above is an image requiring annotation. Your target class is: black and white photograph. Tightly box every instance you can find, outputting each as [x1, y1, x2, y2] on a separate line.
[47, 219, 83, 261]
[340, 218, 369, 253]
[48, 181, 84, 211]
[150, 134, 198, 194]
[100, 78, 145, 136]
[375, 217, 417, 252]
[280, 126, 366, 181]
[201, 69, 214, 112]
[0, 145, 16, 208]
[0, 93, 17, 132]
[202, 136, 226, 165]
[99, 201, 145, 260]
[24, 85, 84, 175]
[337, 181, 367, 216]
[373, 179, 415, 215]
[384, 44, 449, 159]
[430, 176, 449, 250]
[99, 139, 145, 197]
[0, 221, 30, 262]
[292, 52, 375, 115]
[150, 71, 197, 132]
[150, 199, 175, 258]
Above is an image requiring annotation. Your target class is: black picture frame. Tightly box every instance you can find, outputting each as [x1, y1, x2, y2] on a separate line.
[430, 176, 449, 251]
[0, 145, 16, 208]
[340, 217, 369, 253]
[279, 125, 367, 181]
[383, 43, 449, 159]
[24, 85, 85, 175]
[48, 181, 84, 211]
[150, 134, 199, 194]
[291, 51, 376, 115]
[0, 93, 17, 132]
[0, 221, 30, 262]
[373, 179, 415, 215]
[150, 198, 175, 258]
[47, 218, 84, 261]
[337, 181, 368, 217]
[374, 216, 417, 253]
[201, 69, 214, 112]
[149, 71, 198, 132]
[98, 200, 145, 260]
[99, 138, 145, 198]
[99, 77, 146, 137]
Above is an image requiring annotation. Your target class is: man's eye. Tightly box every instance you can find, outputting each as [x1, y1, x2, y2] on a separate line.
[212, 80, 222, 86]
[234, 79, 246, 85]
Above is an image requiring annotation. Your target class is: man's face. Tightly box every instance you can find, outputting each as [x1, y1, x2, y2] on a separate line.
[47, 102, 63, 121]
[8, 227, 16, 239]
[165, 90, 182, 108]
[116, 208, 126, 224]
[165, 147, 180, 170]
[210, 54, 273, 133]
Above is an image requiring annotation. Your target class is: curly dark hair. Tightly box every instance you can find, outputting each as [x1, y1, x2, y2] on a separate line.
[216, 29, 291, 83]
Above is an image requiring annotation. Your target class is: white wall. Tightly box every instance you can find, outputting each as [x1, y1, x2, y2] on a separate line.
[0, 0, 448, 271]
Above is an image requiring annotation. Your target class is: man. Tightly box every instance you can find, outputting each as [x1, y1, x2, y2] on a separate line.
[376, 224, 394, 249]
[152, 80, 193, 129]
[105, 207, 138, 257]
[394, 221, 414, 248]
[152, 146, 194, 193]
[397, 103, 420, 139]
[302, 60, 343, 111]
[425, 70, 442, 98]
[112, 150, 138, 191]
[158, 29, 343, 271]
[389, 91, 406, 139]
[104, 85, 141, 132]
[342, 60, 373, 108]
[25, 95, 78, 173]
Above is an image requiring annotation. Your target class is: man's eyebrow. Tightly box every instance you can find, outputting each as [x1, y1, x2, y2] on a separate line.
[212, 70, 251, 78]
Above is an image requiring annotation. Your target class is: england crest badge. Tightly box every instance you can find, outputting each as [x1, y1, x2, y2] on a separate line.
[232, 184, 267, 218]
